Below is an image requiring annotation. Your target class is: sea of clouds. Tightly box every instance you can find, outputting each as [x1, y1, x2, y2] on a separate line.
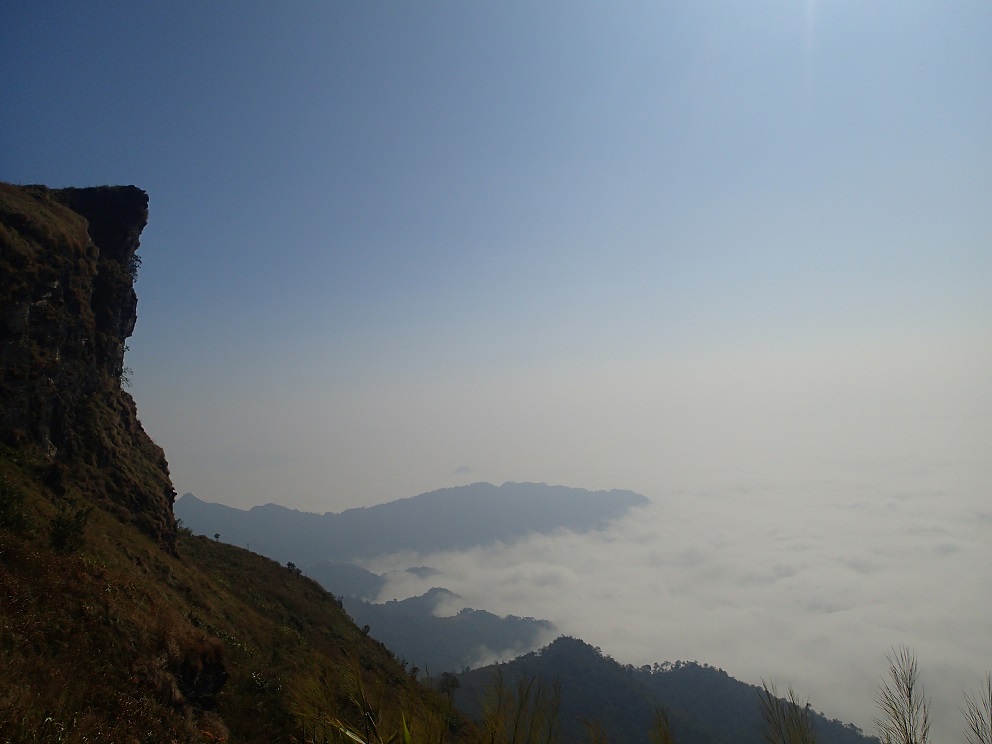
[363, 463, 991, 742]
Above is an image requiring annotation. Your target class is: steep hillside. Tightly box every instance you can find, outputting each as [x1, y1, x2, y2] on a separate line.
[0, 183, 477, 742]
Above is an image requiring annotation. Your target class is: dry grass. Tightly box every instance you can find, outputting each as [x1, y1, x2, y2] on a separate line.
[0, 443, 479, 743]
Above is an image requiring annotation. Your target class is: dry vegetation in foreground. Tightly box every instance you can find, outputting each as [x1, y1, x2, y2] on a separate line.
[0, 443, 479, 743]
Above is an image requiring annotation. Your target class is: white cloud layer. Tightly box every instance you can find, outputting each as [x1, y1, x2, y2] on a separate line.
[363, 466, 992, 741]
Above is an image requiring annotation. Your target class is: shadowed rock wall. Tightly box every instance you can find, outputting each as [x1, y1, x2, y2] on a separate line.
[0, 183, 176, 549]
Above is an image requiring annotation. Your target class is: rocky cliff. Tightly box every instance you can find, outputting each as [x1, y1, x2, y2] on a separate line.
[0, 183, 176, 549]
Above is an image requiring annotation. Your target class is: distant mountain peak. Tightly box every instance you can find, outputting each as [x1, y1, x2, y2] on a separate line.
[175, 482, 649, 565]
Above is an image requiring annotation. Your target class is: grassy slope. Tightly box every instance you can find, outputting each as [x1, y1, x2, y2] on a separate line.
[0, 445, 478, 743]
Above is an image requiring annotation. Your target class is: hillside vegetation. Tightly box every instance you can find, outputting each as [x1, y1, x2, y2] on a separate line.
[454, 637, 877, 744]
[0, 449, 480, 742]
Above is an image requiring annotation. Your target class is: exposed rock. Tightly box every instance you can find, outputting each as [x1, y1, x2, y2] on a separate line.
[0, 183, 176, 550]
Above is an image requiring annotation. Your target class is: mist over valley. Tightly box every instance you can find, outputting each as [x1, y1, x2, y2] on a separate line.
[183, 471, 991, 740]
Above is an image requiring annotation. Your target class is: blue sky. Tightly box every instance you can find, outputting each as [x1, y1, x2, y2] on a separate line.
[4, 3, 992, 736]
[3, 1, 990, 510]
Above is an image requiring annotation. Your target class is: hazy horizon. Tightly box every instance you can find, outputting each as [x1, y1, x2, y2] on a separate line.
[367, 489, 985, 736]
[3, 2, 990, 740]
[361, 474, 990, 740]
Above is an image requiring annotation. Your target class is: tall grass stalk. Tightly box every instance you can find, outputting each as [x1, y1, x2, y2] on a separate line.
[874, 646, 930, 744]
[759, 682, 817, 744]
[963, 673, 992, 744]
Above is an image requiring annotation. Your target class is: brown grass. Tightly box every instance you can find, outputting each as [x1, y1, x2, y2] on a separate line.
[0, 444, 479, 743]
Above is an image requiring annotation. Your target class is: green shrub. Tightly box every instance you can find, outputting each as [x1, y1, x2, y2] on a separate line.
[0, 474, 32, 534]
[49, 498, 94, 554]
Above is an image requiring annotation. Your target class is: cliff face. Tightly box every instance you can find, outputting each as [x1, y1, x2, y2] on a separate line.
[0, 183, 176, 549]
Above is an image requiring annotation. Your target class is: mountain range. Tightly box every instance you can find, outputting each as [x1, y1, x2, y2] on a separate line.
[175, 482, 649, 566]
[177, 482, 647, 676]
[343, 587, 556, 675]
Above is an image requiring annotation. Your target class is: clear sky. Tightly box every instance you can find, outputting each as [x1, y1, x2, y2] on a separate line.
[5, 1, 988, 512]
[3, 2, 991, 737]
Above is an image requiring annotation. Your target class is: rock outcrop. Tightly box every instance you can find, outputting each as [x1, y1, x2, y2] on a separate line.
[0, 183, 176, 549]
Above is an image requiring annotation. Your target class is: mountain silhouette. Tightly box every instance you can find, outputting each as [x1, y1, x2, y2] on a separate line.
[175, 481, 649, 566]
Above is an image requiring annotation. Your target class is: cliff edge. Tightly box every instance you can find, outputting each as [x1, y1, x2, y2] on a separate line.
[0, 183, 176, 549]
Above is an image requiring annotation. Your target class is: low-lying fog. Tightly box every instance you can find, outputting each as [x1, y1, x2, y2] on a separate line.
[363, 464, 990, 741]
